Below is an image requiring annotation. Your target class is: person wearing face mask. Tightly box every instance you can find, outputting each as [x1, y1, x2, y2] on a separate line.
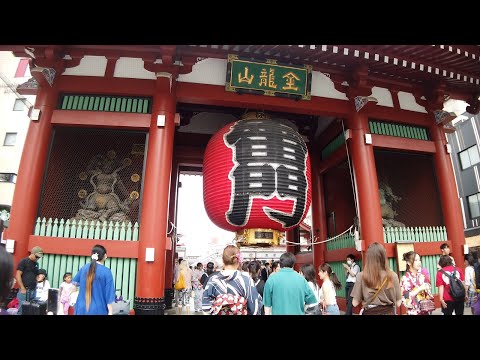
[342, 254, 360, 315]
[15, 246, 44, 315]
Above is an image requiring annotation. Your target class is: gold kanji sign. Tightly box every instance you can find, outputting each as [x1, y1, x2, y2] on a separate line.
[226, 54, 312, 100]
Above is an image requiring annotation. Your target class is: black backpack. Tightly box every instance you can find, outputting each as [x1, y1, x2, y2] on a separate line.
[440, 267, 465, 300]
[474, 262, 480, 291]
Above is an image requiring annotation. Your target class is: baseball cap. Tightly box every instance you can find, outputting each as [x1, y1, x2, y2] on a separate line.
[31, 246, 44, 258]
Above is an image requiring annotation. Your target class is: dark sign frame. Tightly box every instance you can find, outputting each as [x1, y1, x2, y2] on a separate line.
[226, 54, 312, 101]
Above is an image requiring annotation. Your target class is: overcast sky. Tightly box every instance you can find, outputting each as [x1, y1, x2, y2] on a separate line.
[176, 174, 234, 258]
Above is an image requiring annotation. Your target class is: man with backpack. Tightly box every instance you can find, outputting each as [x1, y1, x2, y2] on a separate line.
[436, 254, 465, 315]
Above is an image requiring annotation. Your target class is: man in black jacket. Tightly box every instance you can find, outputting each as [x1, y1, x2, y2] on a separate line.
[16, 246, 43, 315]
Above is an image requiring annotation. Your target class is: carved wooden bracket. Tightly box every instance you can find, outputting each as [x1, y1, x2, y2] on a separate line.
[354, 96, 378, 112]
[433, 110, 457, 125]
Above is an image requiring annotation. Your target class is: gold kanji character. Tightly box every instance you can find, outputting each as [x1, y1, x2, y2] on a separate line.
[282, 72, 300, 91]
[238, 67, 254, 84]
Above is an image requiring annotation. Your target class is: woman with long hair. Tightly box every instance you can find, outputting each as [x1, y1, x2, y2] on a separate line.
[72, 244, 116, 315]
[400, 251, 434, 315]
[318, 263, 342, 315]
[174, 260, 193, 315]
[351, 242, 402, 315]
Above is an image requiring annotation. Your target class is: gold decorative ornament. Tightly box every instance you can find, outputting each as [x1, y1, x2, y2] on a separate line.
[78, 189, 87, 199]
[79, 172, 88, 181]
[123, 158, 132, 166]
[130, 191, 139, 200]
[131, 174, 140, 183]
[235, 228, 282, 247]
[241, 111, 270, 121]
[107, 150, 116, 159]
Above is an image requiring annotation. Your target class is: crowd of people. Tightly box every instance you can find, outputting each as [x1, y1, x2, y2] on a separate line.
[1, 240, 479, 315]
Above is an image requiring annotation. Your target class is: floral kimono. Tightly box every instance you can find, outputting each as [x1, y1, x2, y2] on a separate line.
[400, 270, 434, 315]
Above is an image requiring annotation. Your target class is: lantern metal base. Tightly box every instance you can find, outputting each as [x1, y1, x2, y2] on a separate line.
[235, 228, 283, 247]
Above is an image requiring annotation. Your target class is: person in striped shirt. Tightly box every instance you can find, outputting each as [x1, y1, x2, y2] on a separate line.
[202, 245, 262, 315]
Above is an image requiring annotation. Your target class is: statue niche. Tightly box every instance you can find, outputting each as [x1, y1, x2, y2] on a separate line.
[73, 150, 136, 224]
[379, 181, 405, 227]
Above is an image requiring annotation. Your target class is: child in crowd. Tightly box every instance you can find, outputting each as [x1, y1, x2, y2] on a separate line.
[35, 269, 50, 302]
[59, 272, 76, 315]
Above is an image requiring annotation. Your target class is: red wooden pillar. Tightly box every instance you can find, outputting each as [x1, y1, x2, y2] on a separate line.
[311, 152, 327, 278]
[345, 107, 384, 249]
[429, 121, 465, 268]
[164, 160, 179, 309]
[134, 74, 176, 315]
[286, 229, 296, 254]
[7, 82, 58, 266]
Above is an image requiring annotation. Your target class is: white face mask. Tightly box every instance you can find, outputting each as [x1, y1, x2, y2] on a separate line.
[347, 260, 353, 266]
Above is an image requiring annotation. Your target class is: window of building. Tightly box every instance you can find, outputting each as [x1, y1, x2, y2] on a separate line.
[459, 145, 480, 170]
[3, 133, 17, 146]
[468, 193, 480, 219]
[14, 58, 29, 78]
[13, 99, 27, 111]
[0, 173, 17, 183]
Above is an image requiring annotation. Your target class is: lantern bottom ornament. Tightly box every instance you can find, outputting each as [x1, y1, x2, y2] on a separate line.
[235, 228, 284, 247]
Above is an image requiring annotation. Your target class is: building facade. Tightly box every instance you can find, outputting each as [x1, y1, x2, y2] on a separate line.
[0, 45, 478, 314]
[448, 111, 480, 250]
[0, 52, 35, 228]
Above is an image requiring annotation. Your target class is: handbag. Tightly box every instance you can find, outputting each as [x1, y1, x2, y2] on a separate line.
[111, 299, 130, 315]
[174, 273, 185, 290]
[418, 299, 435, 312]
[361, 276, 389, 315]
[305, 303, 322, 315]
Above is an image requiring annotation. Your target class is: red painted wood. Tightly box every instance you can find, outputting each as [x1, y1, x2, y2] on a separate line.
[51, 110, 151, 129]
[176, 82, 351, 118]
[346, 107, 384, 247]
[367, 106, 430, 126]
[286, 229, 296, 254]
[28, 236, 139, 258]
[371, 134, 436, 153]
[57, 76, 155, 96]
[317, 147, 347, 175]
[135, 76, 177, 299]
[430, 123, 466, 271]
[311, 153, 327, 283]
[8, 85, 58, 266]
[174, 146, 205, 165]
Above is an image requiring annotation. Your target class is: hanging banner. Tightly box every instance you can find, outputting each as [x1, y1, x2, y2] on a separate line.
[226, 54, 312, 100]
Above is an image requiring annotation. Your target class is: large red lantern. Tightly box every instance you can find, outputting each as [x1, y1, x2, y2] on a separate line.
[203, 112, 312, 246]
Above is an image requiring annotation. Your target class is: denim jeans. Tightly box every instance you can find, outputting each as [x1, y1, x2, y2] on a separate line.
[16, 289, 36, 315]
[325, 304, 340, 315]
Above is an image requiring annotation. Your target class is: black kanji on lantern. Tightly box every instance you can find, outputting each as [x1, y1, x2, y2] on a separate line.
[224, 119, 308, 228]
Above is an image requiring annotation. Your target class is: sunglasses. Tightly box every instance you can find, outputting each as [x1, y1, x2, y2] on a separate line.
[35, 255, 41, 259]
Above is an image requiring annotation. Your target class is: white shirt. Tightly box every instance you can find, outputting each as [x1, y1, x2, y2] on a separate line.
[308, 281, 322, 302]
[35, 280, 51, 301]
[346, 263, 360, 283]
[320, 279, 337, 305]
[465, 265, 474, 292]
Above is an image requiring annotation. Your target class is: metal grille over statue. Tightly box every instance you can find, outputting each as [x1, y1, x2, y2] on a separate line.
[203, 112, 312, 247]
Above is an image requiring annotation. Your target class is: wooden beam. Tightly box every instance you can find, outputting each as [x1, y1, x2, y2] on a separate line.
[317, 147, 347, 175]
[57, 76, 155, 97]
[371, 134, 436, 153]
[51, 110, 151, 129]
[28, 235, 139, 258]
[176, 82, 351, 118]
